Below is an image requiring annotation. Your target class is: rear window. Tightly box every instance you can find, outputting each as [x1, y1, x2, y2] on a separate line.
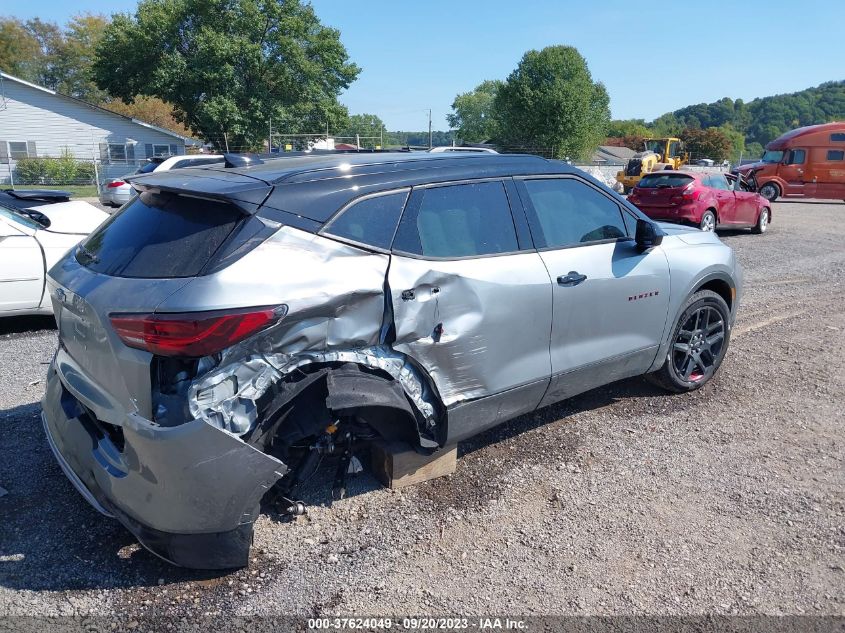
[77, 191, 242, 278]
[636, 174, 694, 189]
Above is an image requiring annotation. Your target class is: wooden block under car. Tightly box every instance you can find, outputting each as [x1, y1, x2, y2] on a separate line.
[369, 440, 457, 490]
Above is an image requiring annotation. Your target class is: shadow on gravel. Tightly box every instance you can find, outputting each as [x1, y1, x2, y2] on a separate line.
[0, 315, 56, 337]
[0, 375, 667, 591]
[459, 375, 666, 458]
[0, 401, 235, 592]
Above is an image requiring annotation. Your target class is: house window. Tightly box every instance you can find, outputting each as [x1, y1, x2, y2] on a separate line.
[153, 144, 171, 157]
[8, 142, 29, 160]
[109, 143, 127, 162]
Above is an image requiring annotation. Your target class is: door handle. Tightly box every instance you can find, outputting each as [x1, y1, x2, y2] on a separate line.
[557, 271, 587, 286]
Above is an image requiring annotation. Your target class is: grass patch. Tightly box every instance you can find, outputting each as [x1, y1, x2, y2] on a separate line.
[7, 184, 99, 198]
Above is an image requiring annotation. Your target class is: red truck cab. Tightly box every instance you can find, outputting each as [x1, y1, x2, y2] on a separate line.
[737, 122, 845, 202]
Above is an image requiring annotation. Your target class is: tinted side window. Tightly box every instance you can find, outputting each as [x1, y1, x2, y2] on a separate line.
[323, 191, 408, 250]
[77, 191, 242, 278]
[393, 181, 518, 258]
[827, 150, 844, 161]
[830, 133, 845, 142]
[787, 149, 806, 165]
[708, 174, 730, 191]
[523, 178, 628, 248]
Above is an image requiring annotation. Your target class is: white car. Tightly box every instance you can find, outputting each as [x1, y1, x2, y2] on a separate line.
[0, 189, 108, 316]
[99, 154, 224, 207]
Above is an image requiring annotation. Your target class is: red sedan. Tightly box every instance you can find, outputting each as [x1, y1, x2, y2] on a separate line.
[627, 171, 771, 233]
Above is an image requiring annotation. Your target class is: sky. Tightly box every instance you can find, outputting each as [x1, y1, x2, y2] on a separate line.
[7, 0, 845, 131]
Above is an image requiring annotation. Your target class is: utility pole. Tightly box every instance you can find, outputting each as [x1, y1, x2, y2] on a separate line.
[428, 109, 433, 149]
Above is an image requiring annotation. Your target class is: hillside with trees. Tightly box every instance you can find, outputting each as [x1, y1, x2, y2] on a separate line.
[609, 81, 845, 161]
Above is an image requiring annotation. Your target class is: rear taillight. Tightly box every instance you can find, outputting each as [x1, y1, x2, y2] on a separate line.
[671, 183, 698, 204]
[109, 306, 287, 357]
[107, 181, 126, 188]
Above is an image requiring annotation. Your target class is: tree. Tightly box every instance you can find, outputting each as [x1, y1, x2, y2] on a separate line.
[680, 127, 733, 162]
[0, 17, 62, 87]
[493, 46, 610, 160]
[447, 80, 502, 143]
[93, 0, 361, 150]
[337, 114, 387, 147]
[606, 119, 650, 139]
[717, 123, 746, 164]
[54, 14, 110, 101]
[103, 96, 192, 137]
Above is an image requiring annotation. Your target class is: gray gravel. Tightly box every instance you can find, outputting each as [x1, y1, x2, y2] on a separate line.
[0, 200, 843, 619]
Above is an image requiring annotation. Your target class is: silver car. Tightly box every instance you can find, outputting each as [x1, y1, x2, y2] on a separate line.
[98, 154, 224, 207]
[42, 153, 742, 568]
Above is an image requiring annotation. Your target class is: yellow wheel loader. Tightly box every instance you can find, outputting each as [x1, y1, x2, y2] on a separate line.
[616, 138, 689, 193]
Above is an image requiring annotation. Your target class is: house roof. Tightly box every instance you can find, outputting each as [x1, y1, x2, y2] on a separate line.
[0, 71, 199, 145]
[593, 145, 636, 164]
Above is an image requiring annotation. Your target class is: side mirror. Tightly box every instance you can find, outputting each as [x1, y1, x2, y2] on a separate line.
[635, 218, 663, 250]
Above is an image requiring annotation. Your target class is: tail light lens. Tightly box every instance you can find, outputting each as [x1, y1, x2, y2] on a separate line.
[671, 183, 698, 204]
[107, 181, 127, 188]
[110, 305, 287, 357]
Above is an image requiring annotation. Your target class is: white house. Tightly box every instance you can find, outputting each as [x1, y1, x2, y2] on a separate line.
[0, 71, 198, 184]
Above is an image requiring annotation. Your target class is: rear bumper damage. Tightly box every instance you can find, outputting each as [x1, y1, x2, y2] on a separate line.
[41, 361, 287, 569]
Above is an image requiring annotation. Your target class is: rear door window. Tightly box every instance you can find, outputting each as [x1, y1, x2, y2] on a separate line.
[76, 191, 243, 278]
[392, 181, 518, 258]
[522, 178, 628, 248]
[323, 191, 409, 250]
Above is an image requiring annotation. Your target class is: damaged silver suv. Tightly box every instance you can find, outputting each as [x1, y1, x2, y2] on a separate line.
[41, 152, 742, 568]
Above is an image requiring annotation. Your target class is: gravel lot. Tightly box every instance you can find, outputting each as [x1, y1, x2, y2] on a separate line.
[0, 200, 843, 621]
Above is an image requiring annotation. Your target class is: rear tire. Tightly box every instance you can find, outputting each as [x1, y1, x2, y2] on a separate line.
[700, 210, 716, 232]
[648, 290, 731, 393]
[751, 207, 770, 234]
[758, 182, 780, 202]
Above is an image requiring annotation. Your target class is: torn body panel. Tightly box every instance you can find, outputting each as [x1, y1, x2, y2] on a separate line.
[187, 346, 440, 446]
[386, 251, 553, 407]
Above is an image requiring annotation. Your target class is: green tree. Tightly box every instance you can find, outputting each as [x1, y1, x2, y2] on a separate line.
[0, 17, 62, 87]
[494, 46, 610, 159]
[337, 113, 387, 147]
[717, 123, 746, 164]
[447, 80, 502, 143]
[743, 142, 764, 160]
[0, 19, 40, 79]
[680, 127, 733, 162]
[93, 0, 360, 150]
[606, 119, 650, 139]
[55, 14, 110, 101]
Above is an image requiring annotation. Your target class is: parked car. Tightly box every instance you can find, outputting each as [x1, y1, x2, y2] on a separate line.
[42, 153, 741, 568]
[735, 121, 845, 202]
[0, 189, 108, 316]
[99, 154, 224, 207]
[628, 170, 771, 233]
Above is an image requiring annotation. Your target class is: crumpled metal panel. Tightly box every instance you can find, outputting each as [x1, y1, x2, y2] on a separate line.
[187, 346, 437, 436]
[387, 252, 554, 407]
[155, 226, 389, 351]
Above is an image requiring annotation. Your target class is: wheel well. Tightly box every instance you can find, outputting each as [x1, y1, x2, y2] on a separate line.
[695, 278, 733, 310]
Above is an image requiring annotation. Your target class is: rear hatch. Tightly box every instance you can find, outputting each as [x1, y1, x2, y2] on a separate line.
[48, 187, 269, 424]
[630, 173, 695, 208]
